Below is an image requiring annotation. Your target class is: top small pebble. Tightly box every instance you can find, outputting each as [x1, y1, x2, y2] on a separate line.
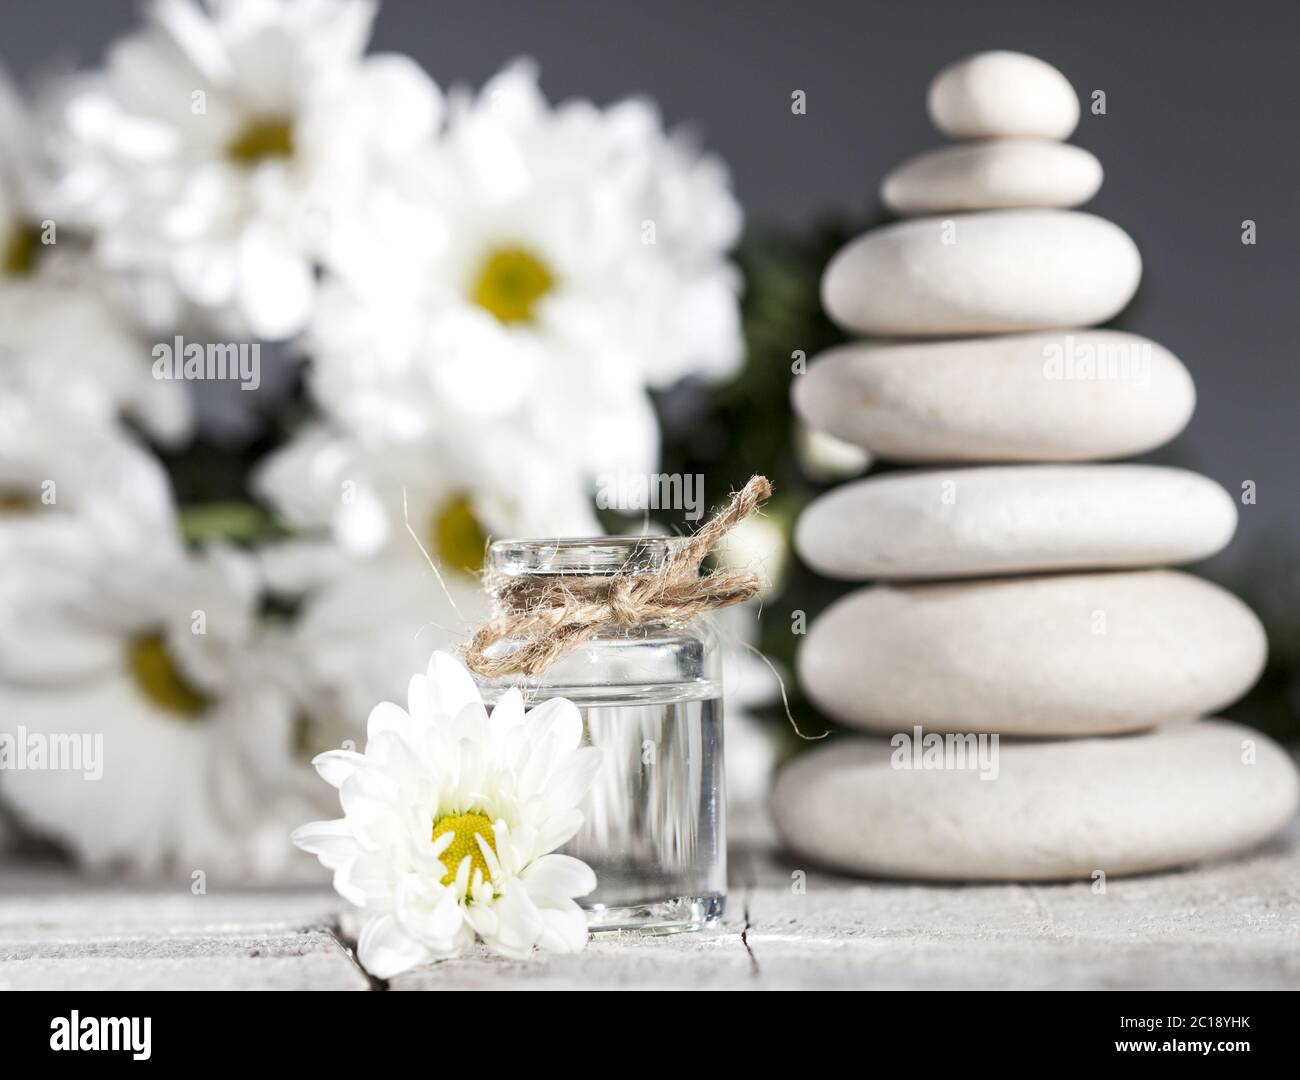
[928, 50, 1079, 140]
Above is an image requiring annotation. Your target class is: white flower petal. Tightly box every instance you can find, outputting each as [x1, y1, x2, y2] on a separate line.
[426, 651, 483, 719]
[364, 729, 428, 791]
[520, 696, 583, 753]
[394, 875, 462, 952]
[356, 53, 443, 159]
[406, 672, 432, 724]
[477, 827, 505, 886]
[366, 700, 414, 743]
[339, 759, 400, 808]
[449, 700, 491, 748]
[462, 901, 498, 939]
[487, 687, 526, 747]
[516, 731, 562, 800]
[149, 0, 235, 85]
[422, 887, 466, 943]
[520, 852, 598, 900]
[484, 880, 545, 959]
[357, 913, 430, 979]
[535, 807, 585, 854]
[311, 749, 368, 789]
[290, 818, 358, 858]
[338, 782, 401, 852]
[235, 228, 316, 340]
[333, 854, 394, 908]
[541, 746, 604, 812]
[534, 898, 590, 955]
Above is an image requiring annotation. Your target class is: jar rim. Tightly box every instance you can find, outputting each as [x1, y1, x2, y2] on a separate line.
[488, 535, 678, 576]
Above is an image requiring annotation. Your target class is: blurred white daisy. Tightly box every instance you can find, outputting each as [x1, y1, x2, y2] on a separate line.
[254, 421, 598, 566]
[253, 421, 599, 751]
[0, 251, 194, 444]
[293, 651, 601, 975]
[0, 509, 325, 879]
[51, 0, 440, 338]
[0, 396, 176, 561]
[0, 61, 67, 226]
[0, 70, 190, 443]
[0, 68, 51, 266]
[307, 58, 743, 479]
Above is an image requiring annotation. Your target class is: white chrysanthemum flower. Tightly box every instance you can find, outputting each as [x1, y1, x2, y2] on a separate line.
[254, 421, 598, 566]
[0, 251, 193, 444]
[307, 58, 743, 478]
[253, 422, 599, 748]
[0, 64, 62, 232]
[0, 396, 175, 561]
[52, 0, 440, 338]
[0, 69, 191, 443]
[293, 651, 601, 975]
[0, 73, 48, 277]
[0, 500, 326, 879]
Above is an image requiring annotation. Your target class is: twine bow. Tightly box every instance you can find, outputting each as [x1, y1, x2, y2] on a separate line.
[463, 475, 773, 679]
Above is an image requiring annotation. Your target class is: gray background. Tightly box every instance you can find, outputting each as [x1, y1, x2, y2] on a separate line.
[4, 0, 1297, 570]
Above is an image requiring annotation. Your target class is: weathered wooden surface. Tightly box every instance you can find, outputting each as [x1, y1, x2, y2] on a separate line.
[0, 866, 369, 990]
[2, 817, 1298, 990]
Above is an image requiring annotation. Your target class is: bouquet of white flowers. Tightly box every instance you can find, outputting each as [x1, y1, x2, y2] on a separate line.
[0, 0, 773, 881]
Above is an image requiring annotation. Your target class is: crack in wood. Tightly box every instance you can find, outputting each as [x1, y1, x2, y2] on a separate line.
[326, 917, 387, 991]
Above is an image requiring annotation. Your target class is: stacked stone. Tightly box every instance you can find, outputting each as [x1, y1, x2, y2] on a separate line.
[775, 51, 1298, 881]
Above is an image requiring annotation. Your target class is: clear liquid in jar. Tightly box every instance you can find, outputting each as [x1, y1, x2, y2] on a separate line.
[563, 681, 725, 932]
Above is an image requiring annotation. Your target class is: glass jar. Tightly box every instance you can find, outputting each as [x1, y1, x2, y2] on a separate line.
[475, 536, 725, 933]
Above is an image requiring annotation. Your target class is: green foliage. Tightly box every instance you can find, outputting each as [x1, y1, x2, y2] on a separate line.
[177, 501, 285, 546]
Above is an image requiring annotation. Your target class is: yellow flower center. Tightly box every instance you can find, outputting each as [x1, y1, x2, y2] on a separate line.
[128, 634, 211, 719]
[470, 246, 554, 324]
[430, 494, 487, 576]
[432, 811, 498, 889]
[0, 490, 37, 515]
[2, 222, 43, 277]
[226, 117, 294, 165]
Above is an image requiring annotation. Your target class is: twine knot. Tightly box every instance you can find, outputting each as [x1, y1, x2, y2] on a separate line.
[463, 475, 773, 679]
[606, 578, 641, 628]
